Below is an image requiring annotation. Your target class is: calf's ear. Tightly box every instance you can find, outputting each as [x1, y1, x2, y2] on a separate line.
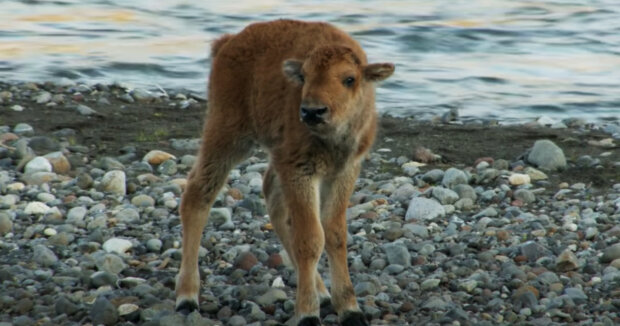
[282, 59, 304, 85]
[364, 63, 395, 82]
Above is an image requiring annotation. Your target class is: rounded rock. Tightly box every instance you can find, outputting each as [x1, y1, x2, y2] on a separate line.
[142, 150, 176, 165]
[100, 170, 126, 195]
[527, 140, 567, 171]
[102, 238, 133, 255]
[405, 197, 445, 221]
[442, 168, 468, 188]
[24, 156, 53, 174]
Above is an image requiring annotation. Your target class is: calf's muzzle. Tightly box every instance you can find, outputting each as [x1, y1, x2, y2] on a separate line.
[300, 106, 328, 126]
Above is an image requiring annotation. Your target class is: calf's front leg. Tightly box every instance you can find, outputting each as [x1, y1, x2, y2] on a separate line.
[279, 172, 325, 326]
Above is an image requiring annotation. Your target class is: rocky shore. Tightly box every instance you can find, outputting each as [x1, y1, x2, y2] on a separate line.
[0, 81, 619, 326]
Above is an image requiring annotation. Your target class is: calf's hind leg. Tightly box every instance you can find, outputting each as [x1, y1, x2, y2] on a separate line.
[175, 121, 252, 313]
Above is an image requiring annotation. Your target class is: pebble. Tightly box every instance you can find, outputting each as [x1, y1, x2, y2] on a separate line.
[514, 189, 536, 204]
[405, 197, 445, 221]
[383, 242, 411, 267]
[0, 213, 13, 235]
[13, 123, 34, 136]
[143, 150, 176, 165]
[131, 194, 155, 207]
[431, 186, 459, 204]
[90, 296, 118, 326]
[509, 173, 531, 186]
[256, 288, 287, 306]
[401, 162, 420, 176]
[76, 104, 99, 116]
[43, 151, 71, 174]
[34, 91, 52, 104]
[527, 140, 567, 171]
[146, 238, 162, 252]
[556, 249, 579, 272]
[33, 244, 58, 266]
[100, 170, 126, 195]
[102, 238, 133, 255]
[24, 156, 53, 174]
[24, 201, 51, 215]
[442, 167, 468, 188]
[600, 243, 620, 263]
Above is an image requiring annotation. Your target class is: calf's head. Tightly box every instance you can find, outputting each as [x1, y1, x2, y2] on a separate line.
[283, 46, 394, 134]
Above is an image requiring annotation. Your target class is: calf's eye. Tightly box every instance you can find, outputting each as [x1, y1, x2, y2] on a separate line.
[343, 77, 355, 87]
[298, 74, 305, 83]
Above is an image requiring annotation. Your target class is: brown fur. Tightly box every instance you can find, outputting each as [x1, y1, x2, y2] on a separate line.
[175, 19, 394, 325]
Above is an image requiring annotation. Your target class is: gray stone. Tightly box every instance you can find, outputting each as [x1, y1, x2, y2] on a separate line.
[96, 253, 127, 274]
[24, 156, 52, 174]
[454, 198, 474, 211]
[453, 184, 477, 201]
[391, 183, 417, 204]
[13, 123, 34, 136]
[422, 169, 444, 183]
[98, 157, 125, 170]
[601, 243, 620, 263]
[354, 281, 379, 296]
[90, 271, 118, 287]
[210, 207, 232, 226]
[442, 168, 468, 188]
[75, 104, 98, 116]
[146, 238, 163, 252]
[514, 189, 536, 204]
[564, 287, 588, 304]
[34, 91, 52, 104]
[422, 296, 449, 310]
[77, 172, 94, 189]
[55, 295, 79, 316]
[0, 213, 13, 235]
[131, 194, 155, 207]
[158, 159, 178, 175]
[131, 88, 156, 102]
[521, 241, 549, 262]
[228, 315, 247, 326]
[90, 296, 118, 326]
[67, 206, 87, 222]
[405, 197, 445, 221]
[527, 140, 567, 171]
[403, 224, 428, 238]
[431, 186, 459, 204]
[383, 242, 411, 267]
[29, 136, 61, 153]
[115, 208, 140, 223]
[33, 244, 58, 266]
[256, 289, 287, 306]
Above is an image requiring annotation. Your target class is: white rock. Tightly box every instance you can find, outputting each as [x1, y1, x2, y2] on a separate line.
[6, 182, 25, 191]
[102, 238, 133, 255]
[24, 201, 51, 215]
[118, 303, 139, 316]
[10, 105, 24, 112]
[272, 276, 285, 288]
[43, 228, 57, 236]
[24, 156, 53, 174]
[509, 173, 531, 186]
[101, 170, 126, 195]
[401, 162, 420, 176]
[405, 197, 446, 221]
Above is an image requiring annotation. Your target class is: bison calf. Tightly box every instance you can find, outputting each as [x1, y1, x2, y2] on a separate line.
[175, 19, 394, 326]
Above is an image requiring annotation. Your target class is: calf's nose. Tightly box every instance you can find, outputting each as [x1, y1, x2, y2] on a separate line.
[300, 106, 328, 125]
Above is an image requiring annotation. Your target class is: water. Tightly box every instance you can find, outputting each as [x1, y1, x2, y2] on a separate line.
[1, 0, 619, 122]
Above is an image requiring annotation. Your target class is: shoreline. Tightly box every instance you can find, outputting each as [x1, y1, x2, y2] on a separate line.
[0, 81, 619, 325]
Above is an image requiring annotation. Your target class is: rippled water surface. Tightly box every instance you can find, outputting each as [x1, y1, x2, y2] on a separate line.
[1, 0, 619, 122]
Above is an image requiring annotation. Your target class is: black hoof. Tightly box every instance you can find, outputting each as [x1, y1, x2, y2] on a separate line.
[298, 316, 321, 326]
[320, 298, 335, 318]
[341, 311, 368, 326]
[175, 300, 198, 315]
